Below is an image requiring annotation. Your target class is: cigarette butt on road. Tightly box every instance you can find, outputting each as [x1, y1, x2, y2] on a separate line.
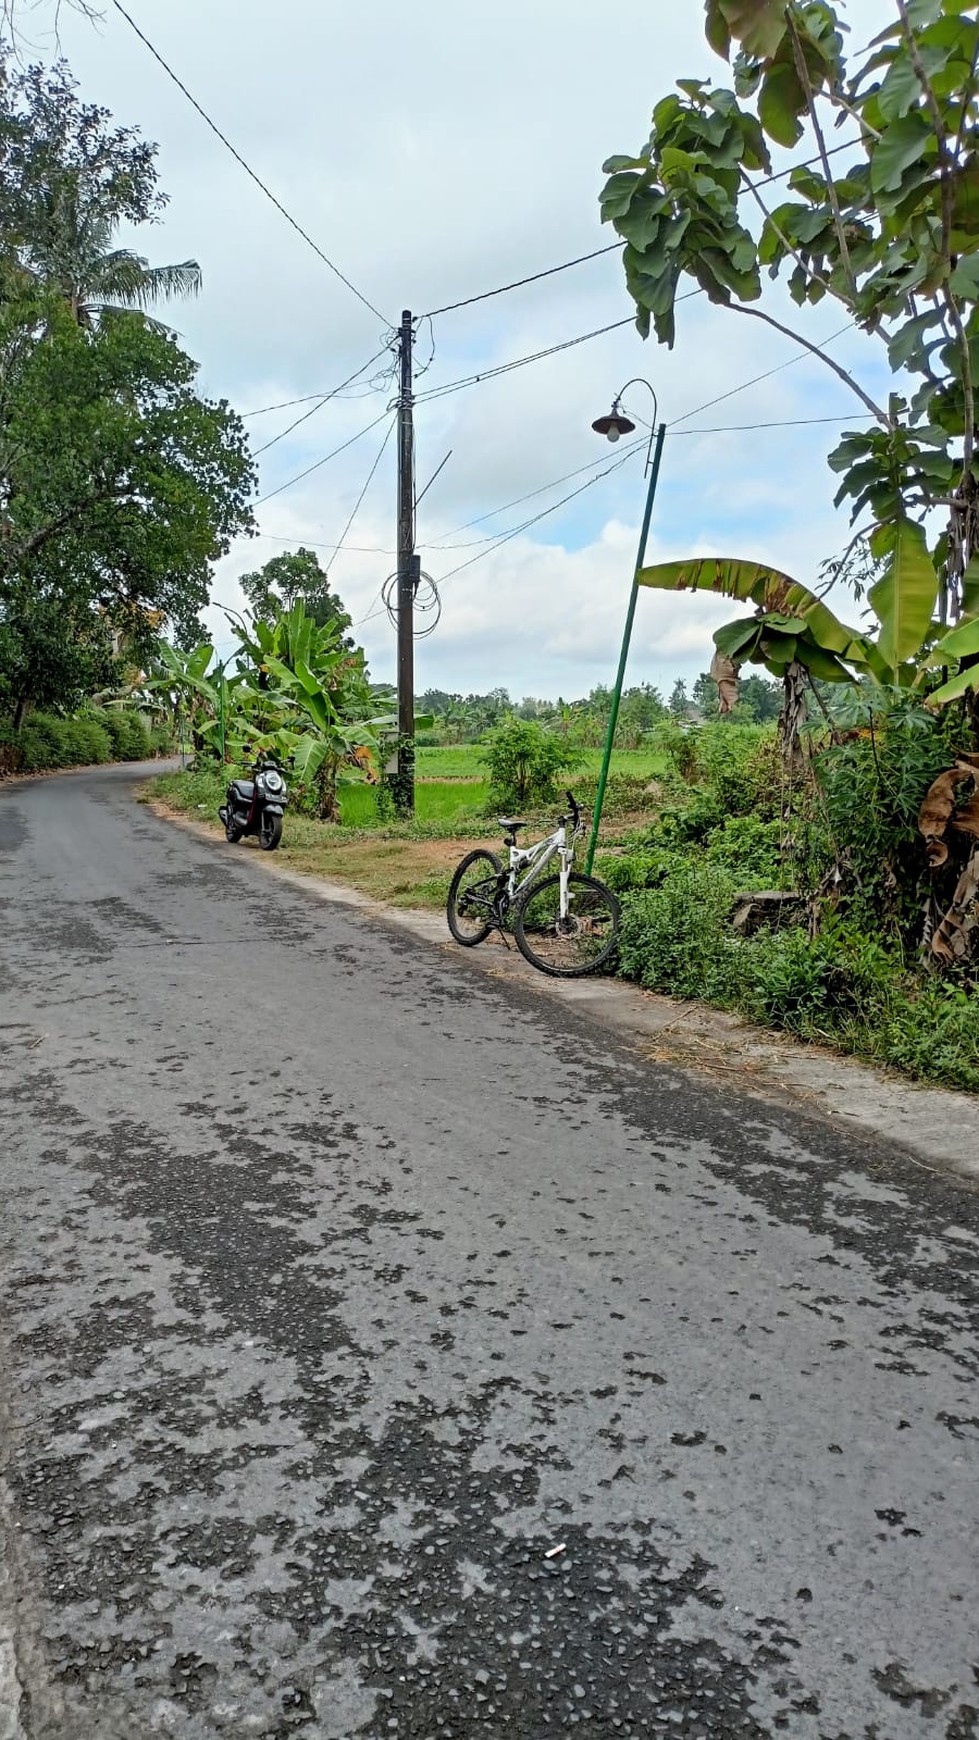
[544, 1543, 566, 1559]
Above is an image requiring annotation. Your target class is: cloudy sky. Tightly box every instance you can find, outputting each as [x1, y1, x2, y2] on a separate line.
[41, 0, 888, 702]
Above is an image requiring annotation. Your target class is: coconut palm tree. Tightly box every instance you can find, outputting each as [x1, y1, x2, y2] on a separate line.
[21, 174, 201, 329]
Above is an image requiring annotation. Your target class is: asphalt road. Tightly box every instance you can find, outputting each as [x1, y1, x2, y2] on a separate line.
[1, 764, 978, 1740]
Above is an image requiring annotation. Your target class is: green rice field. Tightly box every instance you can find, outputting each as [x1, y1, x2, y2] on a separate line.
[414, 744, 667, 781]
[337, 743, 666, 828]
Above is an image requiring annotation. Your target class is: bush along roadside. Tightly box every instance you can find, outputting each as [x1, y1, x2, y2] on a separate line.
[0, 707, 169, 777]
[600, 717, 979, 1096]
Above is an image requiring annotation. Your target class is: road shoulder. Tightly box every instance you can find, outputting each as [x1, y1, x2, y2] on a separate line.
[148, 797, 979, 1184]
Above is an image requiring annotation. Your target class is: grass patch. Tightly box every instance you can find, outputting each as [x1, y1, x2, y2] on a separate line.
[148, 768, 494, 907]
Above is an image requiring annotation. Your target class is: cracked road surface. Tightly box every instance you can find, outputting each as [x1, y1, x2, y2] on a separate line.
[1, 764, 978, 1739]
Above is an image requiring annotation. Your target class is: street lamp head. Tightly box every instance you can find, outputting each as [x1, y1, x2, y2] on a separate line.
[592, 403, 636, 444]
[592, 378, 659, 447]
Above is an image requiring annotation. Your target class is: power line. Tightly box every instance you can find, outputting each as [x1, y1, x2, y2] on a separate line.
[422, 244, 624, 320]
[355, 446, 638, 627]
[244, 393, 332, 419]
[251, 347, 394, 456]
[254, 408, 392, 506]
[329, 418, 396, 568]
[673, 412, 876, 434]
[423, 436, 647, 549]
[668, 322, 855, 427]
[242, 379, 390, 417]
[253, 532, 398, 555]
[436, 449, 640, 587]
[418, 139, 860, 322]
[415, 288, 705, 409]
[414, 318, 630, 403]
[108, 0, 391, 326]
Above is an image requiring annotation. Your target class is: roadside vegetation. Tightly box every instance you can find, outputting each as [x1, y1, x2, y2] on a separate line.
[0, 56, 252, 754]
[0, 707, 168, 776]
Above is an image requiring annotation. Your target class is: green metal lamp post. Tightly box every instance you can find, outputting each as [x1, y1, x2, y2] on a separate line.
[584, 381, 666, 875]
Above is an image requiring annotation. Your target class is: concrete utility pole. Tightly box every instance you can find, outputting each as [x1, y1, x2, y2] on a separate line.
[395, 309, 416, 815]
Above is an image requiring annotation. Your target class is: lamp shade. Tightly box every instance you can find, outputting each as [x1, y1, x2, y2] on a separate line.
[592, 409, 636, 440]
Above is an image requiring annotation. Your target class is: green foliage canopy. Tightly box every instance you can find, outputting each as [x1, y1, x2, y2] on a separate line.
[0, 285, 255, 723]
[238, 547, 355, 645]
[600, 0, 979, 705]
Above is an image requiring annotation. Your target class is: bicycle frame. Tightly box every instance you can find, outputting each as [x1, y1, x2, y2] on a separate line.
[506, 819, 573, 914]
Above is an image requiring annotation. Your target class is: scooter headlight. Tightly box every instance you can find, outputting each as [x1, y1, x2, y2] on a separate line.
[262, 769, 284, 793]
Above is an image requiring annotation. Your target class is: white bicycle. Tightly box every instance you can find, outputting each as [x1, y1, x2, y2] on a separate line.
[446, 792, 620, 978]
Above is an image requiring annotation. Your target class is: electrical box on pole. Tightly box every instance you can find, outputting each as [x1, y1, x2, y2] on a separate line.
[395, 309, 416, 815]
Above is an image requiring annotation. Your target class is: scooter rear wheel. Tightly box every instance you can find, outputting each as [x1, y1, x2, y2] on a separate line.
[223, 808, 243, 843]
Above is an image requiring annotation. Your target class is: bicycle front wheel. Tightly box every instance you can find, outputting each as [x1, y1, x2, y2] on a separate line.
[447, 849, 503, 946]
[515, 871, 620, 977]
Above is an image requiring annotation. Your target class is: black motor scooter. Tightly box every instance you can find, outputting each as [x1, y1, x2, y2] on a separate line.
[218, 755, 289, 851]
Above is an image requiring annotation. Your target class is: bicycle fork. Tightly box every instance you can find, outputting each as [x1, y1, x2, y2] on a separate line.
[558, 847, 573, 920]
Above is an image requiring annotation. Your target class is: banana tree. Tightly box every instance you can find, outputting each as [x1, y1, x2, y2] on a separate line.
[144, 640, 239, 760]
[638, 549, 979, 711]
[636, 556, 885, 732]
[228, 600, 433, 820]
[640, 548, 979, 962]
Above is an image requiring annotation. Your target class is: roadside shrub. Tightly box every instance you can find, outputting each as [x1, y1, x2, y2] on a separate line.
[152, 766, 226, 815]
[125, 714, 151, 758]
[0, 725, 23, 776]
[7, 709, 149, 771]
[704, 815, 784, 885]
[601, 846, 674, 893]
[92, 709, 151, 760]
[575, 772, 656, 819]
[17, 713, 63, 769]
[59, 716, 112, 765]
[808, 691, 961, 939]
[651, 791, 727, 847]
[698, 725, 779, 819]
[617, 865, 740, 1002]
[651, 718, 702, 781]
[665, 916, 889, 1041]
[875, 983, 979, 1094]
[480, 717, 584, 810]
[93, 709, 129, 758]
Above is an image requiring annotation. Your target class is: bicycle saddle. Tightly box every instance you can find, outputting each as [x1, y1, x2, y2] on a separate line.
[498, 817, 527, 832]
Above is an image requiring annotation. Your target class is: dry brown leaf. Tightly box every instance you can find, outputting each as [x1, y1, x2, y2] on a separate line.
[951, 790, 979, 839]
[919, 766, 973, 842]
[709, 649, 740, 716]
[931, 849, 979, 962]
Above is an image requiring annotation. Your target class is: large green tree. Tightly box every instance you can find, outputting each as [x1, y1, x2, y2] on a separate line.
[1, 56, 201, 328]
[238, 546, 355, 645]
[0, 284, 254, 725]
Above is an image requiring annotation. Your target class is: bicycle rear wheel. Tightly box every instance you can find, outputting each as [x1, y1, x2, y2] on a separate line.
[446, 849, 504, 946]
[514, 871, 620, 977]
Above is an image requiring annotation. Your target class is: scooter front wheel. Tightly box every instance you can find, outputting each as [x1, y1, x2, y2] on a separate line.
[259, 812, 283, 851]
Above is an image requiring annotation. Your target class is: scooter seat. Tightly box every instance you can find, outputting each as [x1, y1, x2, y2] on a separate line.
[230, 780, 254, 800]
